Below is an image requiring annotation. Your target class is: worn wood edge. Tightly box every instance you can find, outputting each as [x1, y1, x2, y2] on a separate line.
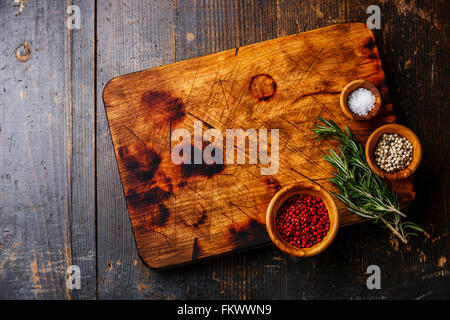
[102, 22, 369, 101]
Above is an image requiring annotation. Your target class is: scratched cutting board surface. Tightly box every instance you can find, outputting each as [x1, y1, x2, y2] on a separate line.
[103, 23, 415, 269]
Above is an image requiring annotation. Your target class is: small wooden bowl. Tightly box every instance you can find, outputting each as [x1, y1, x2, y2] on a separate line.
[340, 79, 382, 120]
[266, 181, 339, 257]
[365, 124, 422, 180]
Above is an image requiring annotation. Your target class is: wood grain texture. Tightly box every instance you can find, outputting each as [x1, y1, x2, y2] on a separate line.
[0, 0, 448, 299]
[96, 0, 177, 298]
[66, 0, 97, 300]
[103, 22, 415, 269]
[0, 0, 96, 299]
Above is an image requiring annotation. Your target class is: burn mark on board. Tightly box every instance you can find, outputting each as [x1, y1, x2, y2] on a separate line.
[125, 177, 173, 229]
[118, 144, 161, 183]
[363, 38, 379, 59]
[263, 176, 282, 192]
[155, 203, 171, 227]
[125, 185, 172, 210]
[119, 143, 174, 228]
[364, 38, 375, 49]
[179, 142, 225, 178]
[249, 74, 277, 101]
[141, 90, 186, 123]
[228, 220, 267, 247]
[192, 212, 207, 229]
[355, 37, 378, 60]
[127, 189, 173, 228]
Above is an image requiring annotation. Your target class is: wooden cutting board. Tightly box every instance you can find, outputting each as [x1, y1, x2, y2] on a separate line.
[103, 23, 415, 269]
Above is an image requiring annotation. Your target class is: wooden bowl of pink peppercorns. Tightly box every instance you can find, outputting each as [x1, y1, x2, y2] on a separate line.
[266, 181, 339, 257]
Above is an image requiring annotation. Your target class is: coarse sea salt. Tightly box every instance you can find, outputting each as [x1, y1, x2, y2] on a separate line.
[347, 88, 376, 116]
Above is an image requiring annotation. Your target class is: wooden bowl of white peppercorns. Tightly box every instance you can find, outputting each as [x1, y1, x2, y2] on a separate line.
[365, 124, 422, 180]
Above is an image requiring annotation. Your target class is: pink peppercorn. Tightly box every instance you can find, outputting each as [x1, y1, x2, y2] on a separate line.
[275, 194, 330, 248]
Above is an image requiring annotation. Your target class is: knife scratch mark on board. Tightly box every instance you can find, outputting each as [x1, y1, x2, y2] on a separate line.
[229, 201, 255, 220]
[187, 112, 215, 129]
[124, 125, 146, 146]
[186, 60, 201, 105]
[219, 79, 231, 109]
[304, 47, 324, 75]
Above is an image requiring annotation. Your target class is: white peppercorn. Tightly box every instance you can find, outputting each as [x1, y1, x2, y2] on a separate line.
[374, 133, 414, 173]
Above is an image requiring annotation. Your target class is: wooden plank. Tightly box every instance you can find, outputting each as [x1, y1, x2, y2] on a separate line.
[103, 22, 414, 269]
[95, 0, 282, 299]
[367, 0, 450, 299]
[66, 0, 97, 300]
[0, 0, 96, 299]
[96, 0, 176, 299]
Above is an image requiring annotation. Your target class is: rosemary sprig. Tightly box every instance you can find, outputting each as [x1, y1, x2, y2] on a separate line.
[313, 117, 423, 244]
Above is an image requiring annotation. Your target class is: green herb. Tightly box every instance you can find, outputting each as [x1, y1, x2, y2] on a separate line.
[313, 117, 423, 244]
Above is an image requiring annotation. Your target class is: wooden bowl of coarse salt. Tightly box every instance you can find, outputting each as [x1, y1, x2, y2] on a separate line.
[340, 79, 382, 120]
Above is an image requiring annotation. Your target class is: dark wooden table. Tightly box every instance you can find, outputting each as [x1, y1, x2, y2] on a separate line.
[0, 0, 448, 299]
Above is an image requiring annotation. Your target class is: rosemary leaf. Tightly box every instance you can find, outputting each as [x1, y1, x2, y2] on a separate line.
[313, 117, 423, 244]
